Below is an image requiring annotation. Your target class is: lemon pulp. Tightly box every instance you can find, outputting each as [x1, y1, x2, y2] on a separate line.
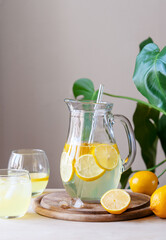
[100, 189, 131, 214]
[94, 144, 119, 170]
[75, 154, 105, 181]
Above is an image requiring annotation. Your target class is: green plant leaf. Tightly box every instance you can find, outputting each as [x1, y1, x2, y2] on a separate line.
[133, 43, 166, 112]
[133, 103, 159, 169]
[73, 78, 95, 100]
[120, 168, 132, 189]
[139, 37, 153, 51]
[91, 90, 99, 101]
[158, 114, 166, 156]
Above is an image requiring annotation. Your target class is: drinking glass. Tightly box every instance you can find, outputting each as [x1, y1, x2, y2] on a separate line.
[0, 169, 31, 219]
[8, 149, 50, 197]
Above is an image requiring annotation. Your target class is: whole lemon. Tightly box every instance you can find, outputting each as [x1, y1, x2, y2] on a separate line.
[150, 185, 166, 218]
[129, 171, 158, 196]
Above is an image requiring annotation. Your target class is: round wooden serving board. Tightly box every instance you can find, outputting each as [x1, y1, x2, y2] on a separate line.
[32, 189, 153, 222]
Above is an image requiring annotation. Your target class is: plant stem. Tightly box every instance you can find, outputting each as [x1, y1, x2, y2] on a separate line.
[132, 159, 166, 173]
[104, 92, 166, 115]
[158, 169, 166, 178]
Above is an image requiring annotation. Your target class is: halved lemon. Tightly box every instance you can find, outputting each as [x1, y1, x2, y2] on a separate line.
[100, 189, 131, 214]
[60, 152, 74, 182]
[94, 144, 119, 170]
[75, 154, 105, 181]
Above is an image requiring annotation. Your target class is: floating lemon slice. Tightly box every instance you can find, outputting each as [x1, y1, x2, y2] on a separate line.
[75, 154, 105, 182]
[94, 144, 119, 170]
[30, 172, 49, 182]
[60, 152, 74, 182]
[100, 189, 131, 214]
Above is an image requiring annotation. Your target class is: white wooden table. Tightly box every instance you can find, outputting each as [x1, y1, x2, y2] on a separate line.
[1, 189, 165, 240]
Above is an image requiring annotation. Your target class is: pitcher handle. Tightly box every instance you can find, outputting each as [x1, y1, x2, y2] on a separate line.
[114, 114, 136, 171]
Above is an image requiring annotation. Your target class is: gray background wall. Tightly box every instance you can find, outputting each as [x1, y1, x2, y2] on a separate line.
[0, 0, 165, 188]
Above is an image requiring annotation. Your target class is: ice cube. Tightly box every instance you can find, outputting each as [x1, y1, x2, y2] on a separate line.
[5, 183, 17, 199]
[73, 198, 84, 208]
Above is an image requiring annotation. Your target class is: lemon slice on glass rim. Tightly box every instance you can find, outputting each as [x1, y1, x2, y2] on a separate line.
[94, 144, 119, 170]
[100, 189, 131, 214]
[75, 154, 105, 182]
[60, 152, 74, 182]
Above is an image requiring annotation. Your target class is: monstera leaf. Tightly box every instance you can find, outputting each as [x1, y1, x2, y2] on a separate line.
[139, 37, 153, 51]
[120, 168, 132, 189]
[133, 103, 159, 169]
[133, 43, 166, 112]
[158, 114, 166, 156]
[73, 78, 97, 100]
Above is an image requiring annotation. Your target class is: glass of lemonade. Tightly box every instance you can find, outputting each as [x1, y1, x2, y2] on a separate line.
[60, 99, 136, 203]
[8, 149, 50, 197]
[0, 169, 31, 219]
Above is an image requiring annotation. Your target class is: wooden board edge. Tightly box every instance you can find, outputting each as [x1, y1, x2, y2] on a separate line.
[32, 194, 153, 222]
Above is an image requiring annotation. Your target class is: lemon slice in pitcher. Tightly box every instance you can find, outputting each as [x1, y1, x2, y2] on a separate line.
[94, 144, 119, 170]
[60, 152, 74, 182]
[75, 154, 105, 181]
[100, 189, 131, 214]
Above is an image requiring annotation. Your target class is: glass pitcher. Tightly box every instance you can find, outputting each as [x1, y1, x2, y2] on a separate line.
[60, 99, 136, 203]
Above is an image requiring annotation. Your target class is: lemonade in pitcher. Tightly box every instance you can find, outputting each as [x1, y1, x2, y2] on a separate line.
[60, 99, 136, 202]
[61, 142, 122, 202]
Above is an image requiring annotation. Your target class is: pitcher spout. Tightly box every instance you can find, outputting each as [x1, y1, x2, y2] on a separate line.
[64, 98, 113, 113]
